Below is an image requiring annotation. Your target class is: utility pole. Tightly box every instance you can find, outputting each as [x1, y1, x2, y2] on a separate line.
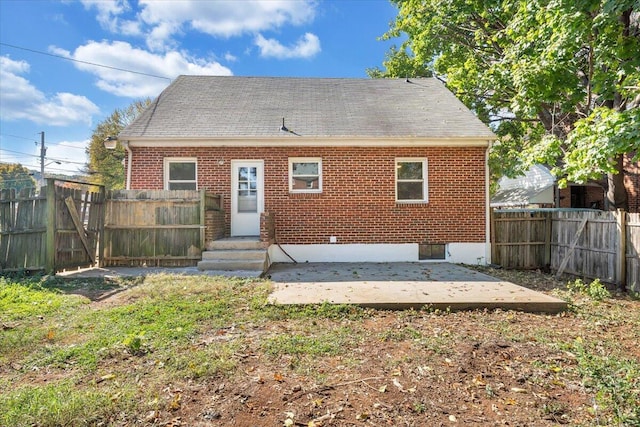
[39, 131, 46, 189]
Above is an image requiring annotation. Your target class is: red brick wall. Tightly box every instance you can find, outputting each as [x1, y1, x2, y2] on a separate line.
[624, 152, 639, 213]
[129, 146, 487, 244]
[558, 185, 605, 209]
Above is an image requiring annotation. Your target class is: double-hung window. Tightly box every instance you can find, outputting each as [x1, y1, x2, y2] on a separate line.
[396, 158, 428, 202]
[164, 158, 197, 190]
[289, 158, 322, 193]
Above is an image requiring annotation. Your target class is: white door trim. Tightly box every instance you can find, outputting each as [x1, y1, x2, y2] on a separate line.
[230, 160, 264, 236]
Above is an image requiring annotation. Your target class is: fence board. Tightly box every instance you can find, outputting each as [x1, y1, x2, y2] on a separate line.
[103, 190, 207, 267]
[491, 210, 550, 269]
[0, 187, 47, 271]
[628, 213, 640, 293]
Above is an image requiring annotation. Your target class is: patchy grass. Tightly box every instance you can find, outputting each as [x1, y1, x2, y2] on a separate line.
[0, 380, 139, 427]
[1, 270, 639, 426]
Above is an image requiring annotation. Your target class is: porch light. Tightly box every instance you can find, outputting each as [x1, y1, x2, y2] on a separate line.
[104, 136, 118, 150]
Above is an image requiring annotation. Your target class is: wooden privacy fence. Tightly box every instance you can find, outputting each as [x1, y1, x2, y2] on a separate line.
[492, 209, 640, 292]
[103, 189, 222, 267]
[0, 179, 105, 273]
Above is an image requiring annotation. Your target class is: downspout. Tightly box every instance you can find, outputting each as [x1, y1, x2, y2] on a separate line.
[485, 141, 492, 265]
[122, 140, 133, 190]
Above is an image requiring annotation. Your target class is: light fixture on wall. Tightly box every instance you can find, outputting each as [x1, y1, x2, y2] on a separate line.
[104, 136, 118, 150]
[218, 159, 225, 165]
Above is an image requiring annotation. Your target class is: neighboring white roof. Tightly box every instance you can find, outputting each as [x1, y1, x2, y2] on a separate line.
[491, 165, 556, 207]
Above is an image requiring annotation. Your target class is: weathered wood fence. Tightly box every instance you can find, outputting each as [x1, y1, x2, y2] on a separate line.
[0, 179, 105, 273]
[103, 190, 222, 267]
[492, 209, 640, 292]
[1, 183, 223, 272]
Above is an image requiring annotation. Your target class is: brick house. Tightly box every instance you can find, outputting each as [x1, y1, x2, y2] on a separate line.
[624, 152, 640, 213]
[117, 76, 496, 266]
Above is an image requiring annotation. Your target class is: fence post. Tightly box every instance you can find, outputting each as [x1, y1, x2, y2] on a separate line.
[45, 179, 56, 273]
[617, 209, 627, 291]
[98, 186, 106, 267]
[544, 211, 552, 269]
[200, 188, 206, 251]
[490, 208, 496, 265]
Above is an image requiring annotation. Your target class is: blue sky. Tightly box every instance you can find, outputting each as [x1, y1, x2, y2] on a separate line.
[0, 0, 400, 175]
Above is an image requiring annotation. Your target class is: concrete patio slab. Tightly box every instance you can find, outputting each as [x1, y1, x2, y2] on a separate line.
[267, 262, 567, 313]
[56, 262, 567, 313]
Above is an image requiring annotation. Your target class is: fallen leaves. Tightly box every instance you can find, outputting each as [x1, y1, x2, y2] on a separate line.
[392, 377, 404, 392]
[168, 393, 182, 411]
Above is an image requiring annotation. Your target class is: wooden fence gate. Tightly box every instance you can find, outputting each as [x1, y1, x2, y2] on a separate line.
[102, 190, 222, 267]
[0, 179, 105, 273]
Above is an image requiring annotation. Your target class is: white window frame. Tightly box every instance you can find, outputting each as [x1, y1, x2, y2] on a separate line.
[289, 157, 322, 193]
[395, 158, 428, 203]
[164, 157, 198, 190]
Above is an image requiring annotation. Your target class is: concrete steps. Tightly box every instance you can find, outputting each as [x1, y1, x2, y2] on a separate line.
[197, 237, 269, 274]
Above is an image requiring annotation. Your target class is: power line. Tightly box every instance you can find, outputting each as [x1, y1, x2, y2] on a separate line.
[1, 133, 87, 151]
[0, 42, 172, 81]
[51, 142, 87, 150]
[0, 148, 86, 165]
[0, 132, 38, 142]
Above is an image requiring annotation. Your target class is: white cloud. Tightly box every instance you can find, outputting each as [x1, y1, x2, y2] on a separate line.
[224, 52, 238, 62]
[45, 140, 90, 175]
[0, 56, 100, 126]
[255, 33, 321, 59]
[80, 0, 131, 33]
[82, 0, 318, 52]
[50, 41, 232, 98]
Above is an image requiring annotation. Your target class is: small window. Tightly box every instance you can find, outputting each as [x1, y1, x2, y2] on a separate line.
[164, 158, 197, 190]
[419, 243, 446, 260]
[396, 158, 428, 202]
[289, 158, 322, 193]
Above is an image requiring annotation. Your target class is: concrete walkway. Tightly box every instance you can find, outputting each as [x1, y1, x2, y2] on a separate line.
[267, 262, 567, 313]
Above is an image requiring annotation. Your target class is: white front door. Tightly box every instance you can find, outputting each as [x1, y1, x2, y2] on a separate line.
[231, 160, 264, 236]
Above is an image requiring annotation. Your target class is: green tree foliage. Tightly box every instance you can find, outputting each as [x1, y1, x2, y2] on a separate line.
[373, 0, 640, 209]
[86, 99, 150, 189]
[0, 163, 36, 191]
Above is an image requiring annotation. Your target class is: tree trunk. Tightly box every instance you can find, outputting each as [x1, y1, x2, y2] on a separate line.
[606, 153, 629, 211]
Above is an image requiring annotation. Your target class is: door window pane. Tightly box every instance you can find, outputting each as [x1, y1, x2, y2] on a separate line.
[238, 194, 257, 212]
[237, 166, 258, 212]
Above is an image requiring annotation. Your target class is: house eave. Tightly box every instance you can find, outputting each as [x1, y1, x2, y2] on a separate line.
[121, 136, 494, 148]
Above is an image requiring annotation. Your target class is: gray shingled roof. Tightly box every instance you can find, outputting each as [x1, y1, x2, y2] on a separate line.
[119, 76, 496, 140]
